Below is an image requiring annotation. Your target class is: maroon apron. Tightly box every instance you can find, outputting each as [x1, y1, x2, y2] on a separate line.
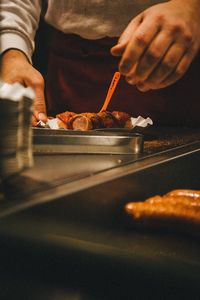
[46, 28, 200, 127]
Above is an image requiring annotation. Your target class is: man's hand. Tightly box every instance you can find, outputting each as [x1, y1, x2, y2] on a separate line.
[1, 49, 47, 124]
[111, 0, 200, 91]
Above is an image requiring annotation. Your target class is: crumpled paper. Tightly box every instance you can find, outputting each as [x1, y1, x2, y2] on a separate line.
[131, 116, 153, 128]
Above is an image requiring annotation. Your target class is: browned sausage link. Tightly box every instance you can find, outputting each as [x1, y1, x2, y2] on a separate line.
[56, 118, 68, 129]
[97, 111, 119, 128]
[125, 201, 200, 230]
[146, 195, 200, 208]
[70, 114, 93, 131]
[166, 189, 200, 199]
[70, 112, 104, 130]
[111, 111, 132, 128]
[82, 113, 102, 129]
[56, 111, 76, 129]
[56, 110, 133, 130]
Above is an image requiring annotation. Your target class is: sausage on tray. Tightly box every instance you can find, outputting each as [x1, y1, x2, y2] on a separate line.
[56, 110, 132, 131]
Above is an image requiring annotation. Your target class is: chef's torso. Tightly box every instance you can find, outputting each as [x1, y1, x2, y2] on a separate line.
[45, 0, 168, 39]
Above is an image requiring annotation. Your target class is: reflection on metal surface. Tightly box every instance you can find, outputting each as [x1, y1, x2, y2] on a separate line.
[33, 128, 144, 155]
[0, 141, 199, 219]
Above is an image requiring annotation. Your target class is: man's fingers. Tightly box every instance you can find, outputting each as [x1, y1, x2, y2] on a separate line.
[119, 17, 160, 75]
[32, 115, 38, 127]
[33, 89, 47, 122]
[1, 49, 47, 122]
[110, 43, 126, 57]
[138, 47, 196, 91]
[110, 14, 142, 57]
[158, 51, 195, 88]
[25, 73, 47, 122]
[134, 25, 195, 87]
[144, 43, 186, 86]
[126, 30, 172, 85]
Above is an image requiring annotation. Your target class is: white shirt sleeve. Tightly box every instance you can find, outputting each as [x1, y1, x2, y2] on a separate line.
[0, 0, 42, 62]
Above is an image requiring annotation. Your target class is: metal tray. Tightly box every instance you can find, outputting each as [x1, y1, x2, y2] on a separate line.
[33, 128, 143, 154]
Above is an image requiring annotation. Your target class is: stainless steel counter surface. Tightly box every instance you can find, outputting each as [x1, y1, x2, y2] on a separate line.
[1, 126, 200, 208]
[0, 126, 200, 300]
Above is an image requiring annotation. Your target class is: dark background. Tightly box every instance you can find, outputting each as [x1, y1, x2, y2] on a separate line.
[32, 18, 52, 79]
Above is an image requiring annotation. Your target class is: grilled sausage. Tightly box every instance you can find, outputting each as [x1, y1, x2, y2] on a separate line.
[125, 201, 200, 230]
[166, 189, 200, 199]
[112, 111, 132, 128]
[125, 189, 200, 234]
[70, 114, 94, 131]
[56, 111, 76, 129]
[56, 110, 132, 130]
[146, 194, 200, 207]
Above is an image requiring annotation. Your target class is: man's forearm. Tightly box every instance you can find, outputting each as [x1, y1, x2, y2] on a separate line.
[0, 0, 42, 62]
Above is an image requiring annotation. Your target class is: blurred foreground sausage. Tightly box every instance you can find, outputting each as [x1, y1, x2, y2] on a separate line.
[125, 189, 200, 235]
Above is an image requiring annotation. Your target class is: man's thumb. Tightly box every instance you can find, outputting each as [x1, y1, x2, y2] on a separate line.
[27, 74, 47, 122]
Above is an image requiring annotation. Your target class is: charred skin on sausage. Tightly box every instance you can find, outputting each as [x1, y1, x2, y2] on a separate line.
[112, 111, 133, 128]
[56, 111, 76, 129]
[56, 110, 132, 131]
[69, 112, 102, 131]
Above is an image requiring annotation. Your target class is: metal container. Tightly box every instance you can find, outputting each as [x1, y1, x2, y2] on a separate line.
[33, 128, 144, 154]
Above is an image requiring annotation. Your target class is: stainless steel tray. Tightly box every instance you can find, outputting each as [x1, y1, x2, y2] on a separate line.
[33, 128, 143, 154]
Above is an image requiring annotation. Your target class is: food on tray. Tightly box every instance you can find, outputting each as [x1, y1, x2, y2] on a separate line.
[56, 111, 76, 127]
[35, 110, 153, 131]
[125, 189, 200, 234]
[56, 110, 132, 130]
[37, 110, 133, 131]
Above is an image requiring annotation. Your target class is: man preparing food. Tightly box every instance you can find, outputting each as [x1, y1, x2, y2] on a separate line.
[1, 0, 200, 126]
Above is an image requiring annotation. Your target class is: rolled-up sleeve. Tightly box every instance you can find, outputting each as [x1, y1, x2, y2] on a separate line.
[0, 0, 42, 62]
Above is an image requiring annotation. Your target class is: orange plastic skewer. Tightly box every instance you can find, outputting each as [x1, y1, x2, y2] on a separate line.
[99, 71, 121, 112]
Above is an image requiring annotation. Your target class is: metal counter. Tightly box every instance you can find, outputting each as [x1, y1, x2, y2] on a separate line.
[0, 126, 200, 299]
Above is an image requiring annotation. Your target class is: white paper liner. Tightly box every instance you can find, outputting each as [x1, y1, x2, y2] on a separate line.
[130, 116, 153, 128]
[47, 118, 63, 129]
